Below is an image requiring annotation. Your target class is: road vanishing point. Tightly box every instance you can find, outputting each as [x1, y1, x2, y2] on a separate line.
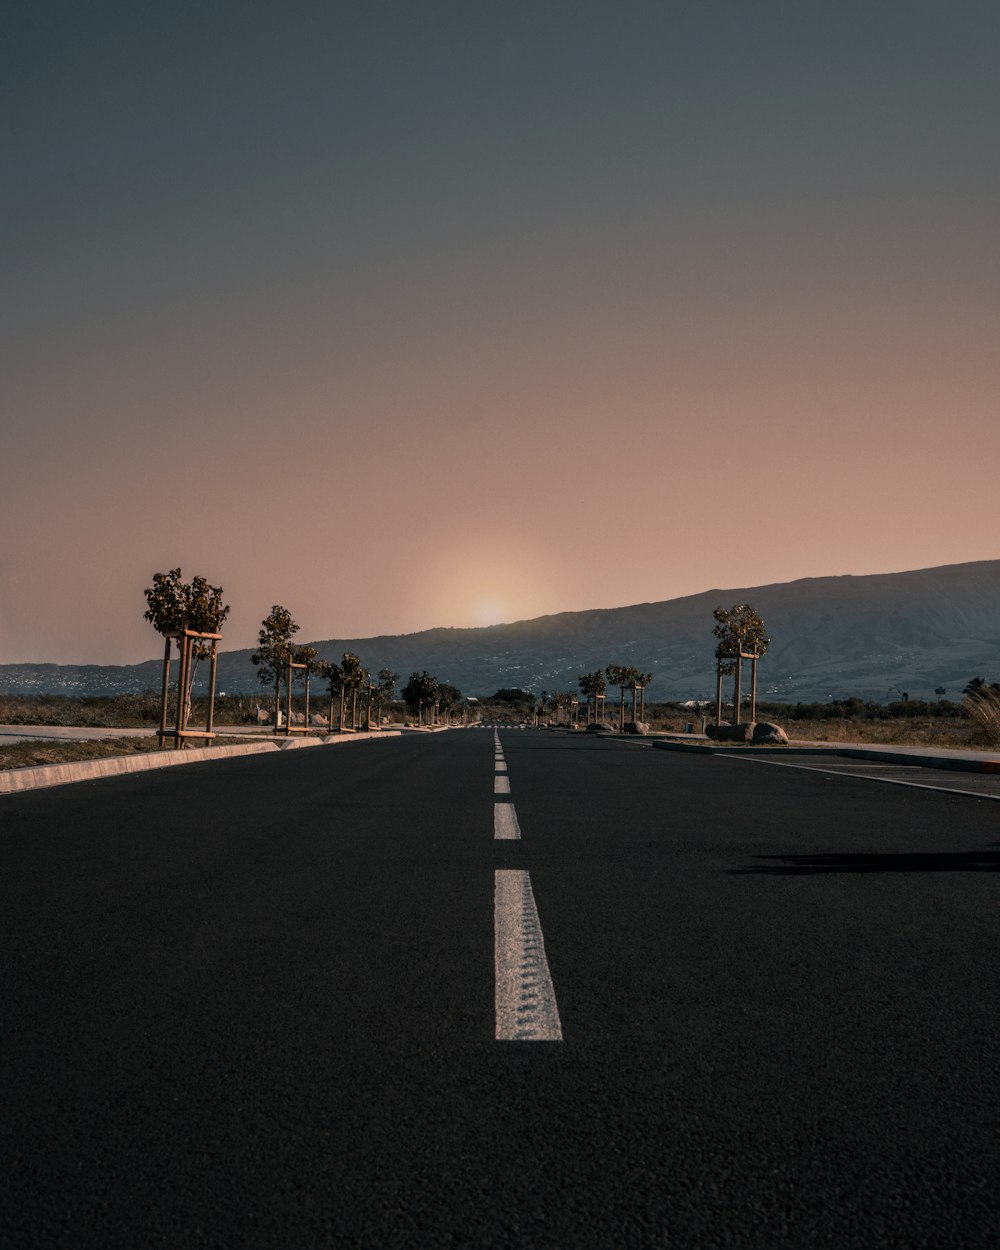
[2, 728, 998, 1248]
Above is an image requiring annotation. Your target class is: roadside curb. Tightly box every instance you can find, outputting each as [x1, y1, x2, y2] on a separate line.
[0, 731, 402, 797]
[650, 739, 1000, 774]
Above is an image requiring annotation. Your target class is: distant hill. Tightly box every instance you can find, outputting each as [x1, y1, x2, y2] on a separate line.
[3, 560, 1000, 703]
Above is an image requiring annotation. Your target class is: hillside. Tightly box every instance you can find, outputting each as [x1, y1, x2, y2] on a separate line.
[3, 560, 1000, 702]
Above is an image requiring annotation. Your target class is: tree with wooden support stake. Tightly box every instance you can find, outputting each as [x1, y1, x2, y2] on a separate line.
[250, 605, 299, 731]
[143, 569, 230, 749]
[712, 604, 770, 726]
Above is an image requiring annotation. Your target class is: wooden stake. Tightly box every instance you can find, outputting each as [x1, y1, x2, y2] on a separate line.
[750, 655, 758, 723]
[159, 636, 171, 747]
[207, 640, 218, 735]
[716, 663, 724, 726]
[174, 635, 190, 748]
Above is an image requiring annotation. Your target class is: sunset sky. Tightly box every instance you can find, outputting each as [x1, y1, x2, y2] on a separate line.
[4, 1, 999, 665]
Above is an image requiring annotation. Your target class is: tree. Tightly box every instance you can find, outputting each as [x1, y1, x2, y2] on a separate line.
[578, 671, 606, 723]
[712, 604, 770, 723]
[372, 668, 399, 727]
[143, 568, 230, 735]
[316, 659, 344, 732]
[436, 682, 462, 724]
[403, 671, 439, 726]
[291, 645, 318, 726]
[605, 665, 630, 732]
[339, 652, 368, 731]
[250, 605, 299, 729]
[636, 671, 653, 722]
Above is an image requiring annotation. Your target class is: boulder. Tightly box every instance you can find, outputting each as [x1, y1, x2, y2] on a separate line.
[706, 722, 754, 743]
[586, 722, 612, 733]
[751, 721, 789, 744]
[623, 721, 650, 736]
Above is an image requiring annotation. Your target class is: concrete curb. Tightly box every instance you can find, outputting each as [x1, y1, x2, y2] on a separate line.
[0, 731, 401, 796]
[650, 739, 1000, 774]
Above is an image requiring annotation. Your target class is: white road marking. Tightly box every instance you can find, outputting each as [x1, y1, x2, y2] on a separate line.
[495, 760, 507, 772]
[717, 753, 1000, 801]
[494, 804, 521, 840]
[494, 775, 511, 794]
[495, 870, 562, 1041]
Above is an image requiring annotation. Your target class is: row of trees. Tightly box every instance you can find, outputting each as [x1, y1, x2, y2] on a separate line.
[249, 605, 402, 731]
[575, 667, 653, 729]
[248, 608, 468, 730]
[143, 573, 463, 738]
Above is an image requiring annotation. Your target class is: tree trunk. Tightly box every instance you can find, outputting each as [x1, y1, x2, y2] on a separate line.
[274, 675, 281, 732]
[619, 688, 625, 732]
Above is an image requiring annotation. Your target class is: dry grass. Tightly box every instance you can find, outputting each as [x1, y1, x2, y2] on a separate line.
[768, 719, 983, 748]
[962, 688, 1000, 746]
[643, 711, 984, 749]
[0, 735, 259, 771]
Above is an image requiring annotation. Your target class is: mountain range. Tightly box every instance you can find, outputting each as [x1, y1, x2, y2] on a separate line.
[3, 560, 1000, 703]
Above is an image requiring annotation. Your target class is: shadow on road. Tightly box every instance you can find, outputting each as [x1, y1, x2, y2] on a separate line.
[730, 846, 1000, 874]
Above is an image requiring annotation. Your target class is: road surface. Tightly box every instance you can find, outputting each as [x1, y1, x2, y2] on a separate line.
[2, 729, 998, 1248]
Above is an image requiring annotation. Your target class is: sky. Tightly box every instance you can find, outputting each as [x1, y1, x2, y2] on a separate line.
[3, 0, 999, 665]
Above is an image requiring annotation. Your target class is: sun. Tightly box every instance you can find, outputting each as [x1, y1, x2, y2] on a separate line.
[474, 601, 507, 627]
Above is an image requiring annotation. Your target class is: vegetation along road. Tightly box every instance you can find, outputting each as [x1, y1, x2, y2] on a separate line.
[2, 729, 998, 1248]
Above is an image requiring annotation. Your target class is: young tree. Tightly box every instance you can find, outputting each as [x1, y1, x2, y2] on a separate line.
[578, 671, 606, 723]
[143, 568, 230, 734]
[713, 604, 770, 723]
[291, 644, 318, 726]
[250, 605, 299, 729]
[373, 668, 399, 727]
[605, 664, 630, 732]
[436, 682, 462, 725]
[403, 671, 439, 726]
[316, 659, 344, 733]
[635, 671, 653, 722]
[339, 652, 368, 731]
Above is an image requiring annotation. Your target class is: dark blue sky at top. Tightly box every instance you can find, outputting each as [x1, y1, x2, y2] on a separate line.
[7, 1, 997, 337]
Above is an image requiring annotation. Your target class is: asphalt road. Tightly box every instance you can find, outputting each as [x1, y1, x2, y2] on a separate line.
[2, 729, 998, 1248]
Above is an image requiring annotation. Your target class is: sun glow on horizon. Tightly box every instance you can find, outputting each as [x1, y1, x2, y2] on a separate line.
[473, 600, 508, 627]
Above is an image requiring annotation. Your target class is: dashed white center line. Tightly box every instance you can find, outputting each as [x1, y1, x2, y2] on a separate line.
[494, 775, 511, 794]
[494, 804, 521, 839]
[494, 870, 563, 1041]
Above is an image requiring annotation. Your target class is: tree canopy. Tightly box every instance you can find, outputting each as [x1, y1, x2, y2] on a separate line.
[250, 605, 299, 687]
[143, 568, 230, 651]
[712, 604, 769, 661]
[403, 671, 439, 711]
